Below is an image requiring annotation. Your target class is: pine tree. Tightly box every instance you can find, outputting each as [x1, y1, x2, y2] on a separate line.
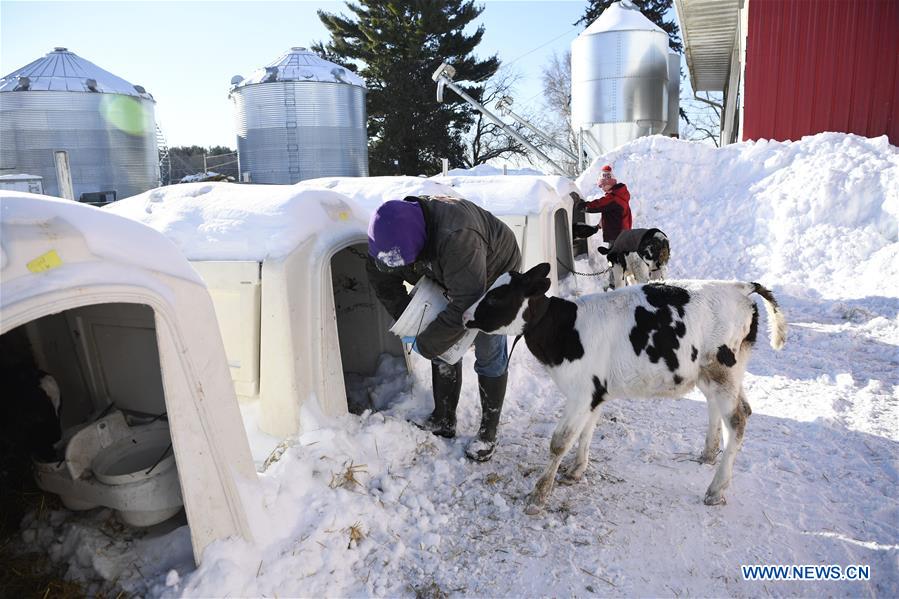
[577, 1, 682, 52]
[316, 0, 498, 176]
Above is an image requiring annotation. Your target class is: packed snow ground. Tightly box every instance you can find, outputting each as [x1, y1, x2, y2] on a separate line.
[18, 133, 899, 597]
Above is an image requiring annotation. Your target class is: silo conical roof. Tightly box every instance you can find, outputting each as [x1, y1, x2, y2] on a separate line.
[581, 0, 665, 35]
[0, 47, 153, 98]
[231, 47, 365, 89]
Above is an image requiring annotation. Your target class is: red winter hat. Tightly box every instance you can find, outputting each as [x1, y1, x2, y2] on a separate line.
[599, 165, 613, 181]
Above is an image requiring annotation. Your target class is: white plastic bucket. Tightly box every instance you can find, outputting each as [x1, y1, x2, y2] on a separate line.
[389, 277, 477, 364]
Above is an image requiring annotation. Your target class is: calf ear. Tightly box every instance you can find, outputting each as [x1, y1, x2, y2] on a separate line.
[526, 277, 552, 297]
[524, 262, 551, 280]
[597, 247, 610, 255]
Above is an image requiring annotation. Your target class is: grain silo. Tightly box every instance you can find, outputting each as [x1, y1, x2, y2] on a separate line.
[229, 47, 368, 184]
[662, 53, 681, 137]
[0, 48, 159, 201]
[571, 1, 670, 154]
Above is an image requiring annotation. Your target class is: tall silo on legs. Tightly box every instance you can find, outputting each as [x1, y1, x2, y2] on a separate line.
[0, 48, 159, 201]
[229, 47, 368, 184]
[571, 1, 670, 155]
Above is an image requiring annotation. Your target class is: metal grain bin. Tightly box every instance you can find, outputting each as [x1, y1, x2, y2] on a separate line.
[663, 53, 681, 137]
[0, 48, 159, 201]
[229, 48, 368, 184]
[571, 1, 669, 154]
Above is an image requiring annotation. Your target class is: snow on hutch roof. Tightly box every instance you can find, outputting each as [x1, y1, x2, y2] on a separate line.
[433, 174, 580, 215]
[295, 176, 461, 214]
[230, 47, 365, 89]
[0, 48, 154, 98]
[105, 182, 368, 261]
[0, 192, 198, 283]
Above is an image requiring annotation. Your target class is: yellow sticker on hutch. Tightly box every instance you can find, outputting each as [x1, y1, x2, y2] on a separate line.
[27, 249, 63, 273]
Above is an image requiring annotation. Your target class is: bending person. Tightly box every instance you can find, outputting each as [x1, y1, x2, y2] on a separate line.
[366, 196, 521, 461]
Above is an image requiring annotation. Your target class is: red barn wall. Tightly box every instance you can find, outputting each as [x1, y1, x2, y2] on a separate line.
[742, 0, 899, 145]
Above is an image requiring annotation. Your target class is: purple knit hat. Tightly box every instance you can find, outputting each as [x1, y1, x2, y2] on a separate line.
[368, 200, 427, 267]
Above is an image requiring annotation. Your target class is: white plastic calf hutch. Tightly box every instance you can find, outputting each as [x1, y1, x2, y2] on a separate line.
[0, 193, 256, 563]
[106, 183, 404, 438]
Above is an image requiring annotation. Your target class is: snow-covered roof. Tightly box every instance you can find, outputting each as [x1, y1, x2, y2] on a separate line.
[433, 175, 579, 216]
[295, 176, 461, 215]
[0, 48, 154, 98]
[581, 1, 665, 35]
[105, 182, 369, 261]
[230, 47, 365, 89]
[0, 192, 197, 283]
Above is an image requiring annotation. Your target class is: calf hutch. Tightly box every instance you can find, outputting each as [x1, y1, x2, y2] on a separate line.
[0, 193, 256, 563]
[106, 183, 404, 438]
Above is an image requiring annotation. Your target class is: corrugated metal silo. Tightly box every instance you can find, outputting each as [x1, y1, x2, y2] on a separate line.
[571, 1, 669, 154]
[663, 53, 681, 136]
[229, 47, 368, 184]
[0, 48, 159, 200]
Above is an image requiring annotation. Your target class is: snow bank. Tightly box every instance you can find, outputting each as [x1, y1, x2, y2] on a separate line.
[577, 133, 899, 298]
[105, 183, 367, 261]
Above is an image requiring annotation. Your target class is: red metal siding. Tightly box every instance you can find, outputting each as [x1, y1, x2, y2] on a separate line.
[743, 0, 899, 145]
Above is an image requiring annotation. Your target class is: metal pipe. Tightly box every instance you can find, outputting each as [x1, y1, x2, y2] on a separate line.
[496, 96, 577, 161]
[432, 63, 567, 177]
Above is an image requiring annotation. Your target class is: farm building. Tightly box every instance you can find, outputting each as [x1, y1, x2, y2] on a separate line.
[676, 0, 898, 146]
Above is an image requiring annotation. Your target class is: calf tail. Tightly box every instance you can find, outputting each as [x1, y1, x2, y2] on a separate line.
[750, 283, 786, 350]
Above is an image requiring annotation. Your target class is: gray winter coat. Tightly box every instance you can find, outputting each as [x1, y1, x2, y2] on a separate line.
[366, 196, 521, 361]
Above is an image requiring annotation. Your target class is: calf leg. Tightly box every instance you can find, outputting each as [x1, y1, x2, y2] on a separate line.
[526, 409, 585, 514]
[700, 395, 721, 464]
[700, 380, 750, 506]
[608, 265, 626, 290]
[630, 258, 651, 284]
[559, 408, 602, 485]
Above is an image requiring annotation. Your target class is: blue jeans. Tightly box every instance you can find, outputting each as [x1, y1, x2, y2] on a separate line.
[473, 332, 508, 377]
[434, 332, 508, 377]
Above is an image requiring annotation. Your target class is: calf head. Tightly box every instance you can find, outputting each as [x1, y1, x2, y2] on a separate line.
[463, 263, 552, 335]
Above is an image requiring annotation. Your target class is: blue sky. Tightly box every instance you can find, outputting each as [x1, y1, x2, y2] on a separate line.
[1, 0, 587, 148]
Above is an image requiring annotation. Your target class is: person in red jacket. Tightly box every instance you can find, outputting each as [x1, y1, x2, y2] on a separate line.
[577, 164, 632, 245]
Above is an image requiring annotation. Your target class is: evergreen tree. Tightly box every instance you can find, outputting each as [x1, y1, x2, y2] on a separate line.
[316, 0, 498, 176]
[576, 0, 681, 52]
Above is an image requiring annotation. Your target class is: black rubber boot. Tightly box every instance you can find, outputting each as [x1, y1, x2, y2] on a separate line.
[417, 361, 462, 438]
[465, 372, 508, 462]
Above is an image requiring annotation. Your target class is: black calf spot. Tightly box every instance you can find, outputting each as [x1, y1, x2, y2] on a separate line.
[525, 297, 585, 366]
[643, 283, 690, 317]
[691, 346, 698, 362]
[745, 304, 759, 345]
[629, 284, 691, 372]
[673, 374, 683, 385]
[716, 345, 736, 367]
[591, 376, 607, 410]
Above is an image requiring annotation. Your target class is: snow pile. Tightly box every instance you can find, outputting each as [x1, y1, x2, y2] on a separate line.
[105, 183, 367, 261]
[577, 133, 899, 298]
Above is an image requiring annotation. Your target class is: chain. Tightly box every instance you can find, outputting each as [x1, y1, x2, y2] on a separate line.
[556, 258, 612, 277]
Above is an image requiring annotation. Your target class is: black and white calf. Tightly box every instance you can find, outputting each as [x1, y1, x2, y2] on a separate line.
[462, 263, 786, 514]
[597, 228, 670, 289]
